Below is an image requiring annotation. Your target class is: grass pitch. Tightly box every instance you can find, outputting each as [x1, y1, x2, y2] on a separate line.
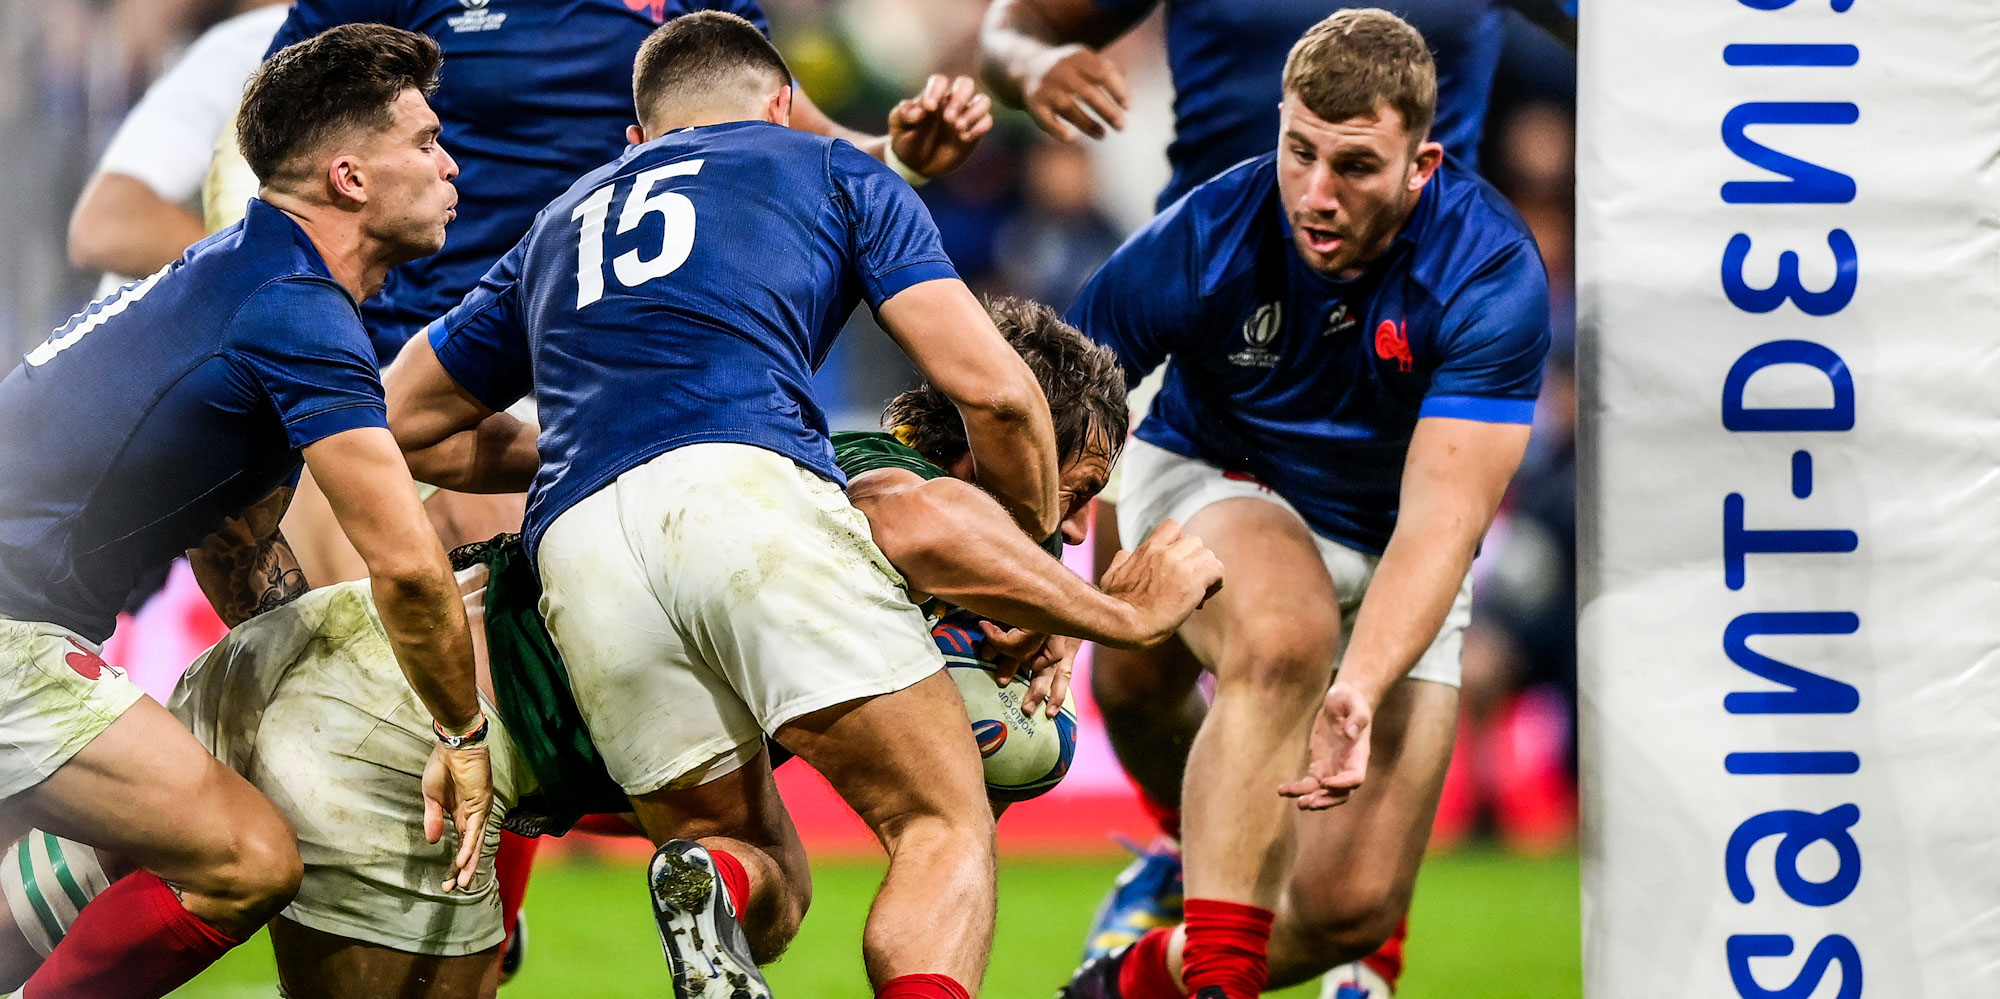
[170, 846, 1579, 998]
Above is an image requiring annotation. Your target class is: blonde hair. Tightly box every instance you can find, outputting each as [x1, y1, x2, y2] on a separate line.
[1282, 9, 1437, 143]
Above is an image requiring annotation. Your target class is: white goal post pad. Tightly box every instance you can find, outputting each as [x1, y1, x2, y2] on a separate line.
[1578, 1, 2000, 997]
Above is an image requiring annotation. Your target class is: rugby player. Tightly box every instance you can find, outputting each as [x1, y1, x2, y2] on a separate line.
[256, 0, 997, 592]
[0, 299, 1219, 999]
[980, 0, 1573, 206]
[374, 13, 1113, 999]
[985, 4, 1572, 992]
[0, 24, 492, 999]
[1054, 12, 1551, 999]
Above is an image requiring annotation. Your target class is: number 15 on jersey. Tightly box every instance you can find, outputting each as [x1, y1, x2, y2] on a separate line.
[570, 158, 705, 309]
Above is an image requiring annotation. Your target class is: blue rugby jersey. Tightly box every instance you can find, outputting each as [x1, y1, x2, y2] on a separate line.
[0, 200, 387, 641]
[428, 121, 956, 557]
[1067, 155, 1550, 555]
[267, 0, 771, 363]
[1090, 0, 1511, 208]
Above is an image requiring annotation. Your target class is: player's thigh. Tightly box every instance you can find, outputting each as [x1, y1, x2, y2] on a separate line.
[1114, 441, 1342, 686]
[774, 671, 989, 837]
[249, 666, 517, 959]
[1173, 497, 1341, 690]
[271, 917, 499, 999]
[19, 696, 295, 893]
[537, 476, 764, 797]
[1281, 677, 1458, 928]
[280, 463, 367, 584]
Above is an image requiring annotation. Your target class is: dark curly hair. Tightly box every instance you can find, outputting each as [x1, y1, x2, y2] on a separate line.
[883, 296, 1127, 469]
[238, 23, 442, 188]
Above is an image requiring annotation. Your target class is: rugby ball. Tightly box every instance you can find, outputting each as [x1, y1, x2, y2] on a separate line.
[933, 614, 1079, 802]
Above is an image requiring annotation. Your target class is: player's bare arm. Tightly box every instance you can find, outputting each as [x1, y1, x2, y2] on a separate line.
[791, 77, 993, 181]
[876, 280, 1061, 538]
[301, 426, 493, 889]
[186, 486, 308, 628]
[980, 0, 1139, 141]
[1281, 415, 1531, 810]
[851, 468, 1220, 651]
[383, 332, 539, 494]
[68, 173, 207, 277]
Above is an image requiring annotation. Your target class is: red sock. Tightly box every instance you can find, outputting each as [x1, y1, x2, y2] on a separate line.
[876, 973, 970, 999]
[1116, 926, 1182, 999]
[1132, 777, 1182, 841]
[1359, 917, 1407, 988]
[24, 870, 243, 998]
[709, 847, 751, 919]
[495, 831, 540, 948]
[1179, 898, 1273, 999]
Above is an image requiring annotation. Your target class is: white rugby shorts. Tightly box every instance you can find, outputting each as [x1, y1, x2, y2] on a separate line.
[1114, 437, 1470, 687]
[536, 442, 944, 795]
[171, 580, 529, 956]
[0, 619, 145, 802]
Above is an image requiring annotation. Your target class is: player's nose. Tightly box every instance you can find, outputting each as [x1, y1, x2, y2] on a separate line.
[437, 142, 460, 181]
[1059, 506, 1089, 546]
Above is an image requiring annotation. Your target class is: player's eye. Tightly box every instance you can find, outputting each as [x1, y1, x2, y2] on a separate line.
[1291, 145, 1314, 164]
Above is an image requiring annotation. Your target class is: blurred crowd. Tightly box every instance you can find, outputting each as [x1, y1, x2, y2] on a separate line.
[0, 0, 1580, 851]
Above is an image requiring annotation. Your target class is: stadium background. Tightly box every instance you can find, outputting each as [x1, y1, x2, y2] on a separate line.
[0, 1, 1582, 995]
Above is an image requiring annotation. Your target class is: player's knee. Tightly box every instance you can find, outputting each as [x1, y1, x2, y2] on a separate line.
[882, 808, 997, 873]
[201, 810, 303, 925]
[1217, 635, 1336, 711]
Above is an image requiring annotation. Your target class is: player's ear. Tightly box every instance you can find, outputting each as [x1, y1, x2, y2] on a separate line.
[1408, 139, 1443, 192]
[770, 84, 793, 128]
[626, 124, 647, 146]
[327, 153, 368, 206]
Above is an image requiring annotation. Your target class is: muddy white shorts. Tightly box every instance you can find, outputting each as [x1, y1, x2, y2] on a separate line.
[537, 442, 944, 796]
[0, 619, 145, 802]
[171, 581, 529, 956]
[1113, 437, 1470, 687]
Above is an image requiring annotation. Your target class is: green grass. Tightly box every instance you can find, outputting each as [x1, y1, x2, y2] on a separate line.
[170, 847, 1578, 998]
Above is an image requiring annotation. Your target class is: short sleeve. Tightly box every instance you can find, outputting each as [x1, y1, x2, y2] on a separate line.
[827, 142, 958, 309]
[1420, 244, 1552, 425]
[427, 244, 533, 412]
[98, 7, 285, 201]
[267, 0, 405, 55]
[232, 279, 388, 448]
[1063, 204, 1204, 387]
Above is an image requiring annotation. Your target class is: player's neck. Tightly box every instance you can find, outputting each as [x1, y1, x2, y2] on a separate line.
[261, 194, 394, 302]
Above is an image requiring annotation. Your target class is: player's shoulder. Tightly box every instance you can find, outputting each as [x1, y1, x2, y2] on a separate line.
[1135, 153, 1282, 298]
[1403, 159, 1546, 304]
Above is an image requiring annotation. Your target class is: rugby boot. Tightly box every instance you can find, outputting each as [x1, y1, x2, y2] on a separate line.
[647, 840, 772, 999]
[1056, 943, 1129, 999]
[1082, 838, 1184, 961]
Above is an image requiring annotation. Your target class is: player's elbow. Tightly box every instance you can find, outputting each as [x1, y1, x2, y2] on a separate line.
[864, 487, 966, 585]
[65, 194, 121, 272]
[365, 548, 456, 606]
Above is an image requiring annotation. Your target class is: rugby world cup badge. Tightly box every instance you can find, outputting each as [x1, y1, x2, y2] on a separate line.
[449, 0, 507, 32]
[1228, 302, 1283, 367]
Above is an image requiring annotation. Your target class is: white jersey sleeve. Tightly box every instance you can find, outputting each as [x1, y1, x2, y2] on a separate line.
[93, 4, 287, 203]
